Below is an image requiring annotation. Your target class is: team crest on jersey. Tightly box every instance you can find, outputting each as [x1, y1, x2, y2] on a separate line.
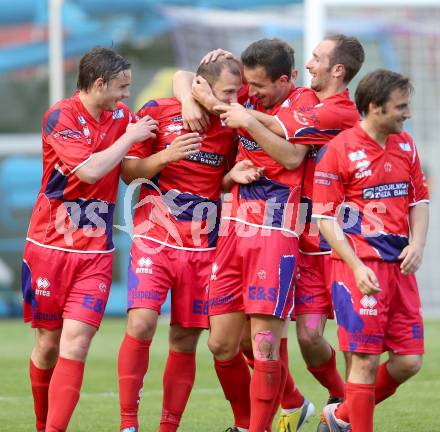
[399, 142, 411, 152]
[348, 149, 367, 162]
[136, 257, 153, 274]
[293, 110, 310, 126]
[384, 162, 392, 172]
[257, 269, 267, 280]
[36, 277, 51, 297]
[243, 99, 255, 110]
[112, 108, 124, 119]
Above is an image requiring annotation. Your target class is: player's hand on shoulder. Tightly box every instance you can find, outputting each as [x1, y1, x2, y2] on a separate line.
[126, 115, 158, 142]
[353, 264, 381, 295]
[163, 132, 202, 163]
[399, 243, 424, 274]
[229, 159, 264, 184]
[200, 48, 235, 64]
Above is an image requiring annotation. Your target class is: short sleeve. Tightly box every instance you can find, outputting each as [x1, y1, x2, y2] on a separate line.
[275, 88, 319, 143]
[125, 100, 159, 159]
[43, 108, 93, 173]
[408, 138, 430, 207]
[312, 141, 346, 219]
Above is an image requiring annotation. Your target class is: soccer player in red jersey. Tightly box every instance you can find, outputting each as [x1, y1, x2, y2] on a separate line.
[312, 69, 429, 432]
[175, 39, 321, 432]
[21, 48, 158, 432]
[117, 57, 264, 432]
[273, 35, 365, 432]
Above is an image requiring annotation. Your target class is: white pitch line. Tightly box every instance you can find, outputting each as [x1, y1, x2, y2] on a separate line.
[0, 387, 222, 402]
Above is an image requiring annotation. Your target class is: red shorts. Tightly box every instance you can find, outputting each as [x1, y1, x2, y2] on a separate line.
[294, 253, 334, 318]
[331, 259, 424, 355]
[128, 238, 213, 328]
[22, 241, 113, 330]
[208, 221, 298, 319]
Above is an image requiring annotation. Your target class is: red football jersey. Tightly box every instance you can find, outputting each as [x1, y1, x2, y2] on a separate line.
[312, 123, 429, 261]
[298, 90, 360, 254]
[225, 85, 320, 234]
[127, 98, 237, 250]
[27, 92, 133, 252]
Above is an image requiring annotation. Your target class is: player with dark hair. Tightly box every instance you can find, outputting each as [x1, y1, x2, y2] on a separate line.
[117, 56, 264, 432]
[313, 69, 428, 432]
[22, 47, 158, 431]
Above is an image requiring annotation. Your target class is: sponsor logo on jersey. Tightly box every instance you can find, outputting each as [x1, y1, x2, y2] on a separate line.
[164, 123, 184, 136]
[136, 257, 153, 274]
[355, 169, 372, 179]
[239, 135, 261, 151]
[348, 149, 367, 162]
[78, 115, 86, 125]
[54, 129, 82, 140]
[314, 170, 339, 186]
[399, 142, 411, 152]
[171, 115, 183, 122]
[36, 277, 51, 297]
[356, 160, 371, 170]
[185, 150, 225, 167]
[362, 182, 409, 200]
[112, 108, 124, 119]
[359, 295, 378, 316]
[98, 282, 107, 293]
[281, 99, 291, 108]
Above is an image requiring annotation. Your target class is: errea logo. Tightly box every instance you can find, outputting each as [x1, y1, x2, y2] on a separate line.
[136, 257, 153, 274]
[360, 295, 377, 316]
[348, 149, 367, 162]
[36, 277, 51, 297]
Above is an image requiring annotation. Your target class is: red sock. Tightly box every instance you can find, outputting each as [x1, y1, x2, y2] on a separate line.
[46, 357, 85, 432]
[375, 362, 399, 404]
[266, 357, 288, 431]
[30, 360, 55, 431]
[242, 348, 255, 369]
[279, 338, 304, 410]
[118, 333, 151, 431]
[250, 360, 281, 432]
[307, 347, 345, 399]
[336, 362, 400, 423]
[345, 381, 375, 432]
[214, 352, 251, 429]
[160, 351, 196, 432]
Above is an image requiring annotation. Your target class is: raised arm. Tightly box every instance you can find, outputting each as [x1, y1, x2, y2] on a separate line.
[75, 116, 158, 184]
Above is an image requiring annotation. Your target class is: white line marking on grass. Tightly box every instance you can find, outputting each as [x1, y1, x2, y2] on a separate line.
[0, 387, 222, 402]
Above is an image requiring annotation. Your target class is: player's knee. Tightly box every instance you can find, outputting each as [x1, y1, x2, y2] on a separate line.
[35, 337, 59, 363]
[397, 355, 423, 379]
[296, 324, 320, 349]
[240, 336, 253, 352]
[61, 331, 95, 361]
[208, 334, 237, 359]
[253, 330, 276, 361]
[169, 327, 201, 353]
[127, 314, 156, 340]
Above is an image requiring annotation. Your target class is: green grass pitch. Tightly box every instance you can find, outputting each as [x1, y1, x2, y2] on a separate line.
[0, 318, 439, 431]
